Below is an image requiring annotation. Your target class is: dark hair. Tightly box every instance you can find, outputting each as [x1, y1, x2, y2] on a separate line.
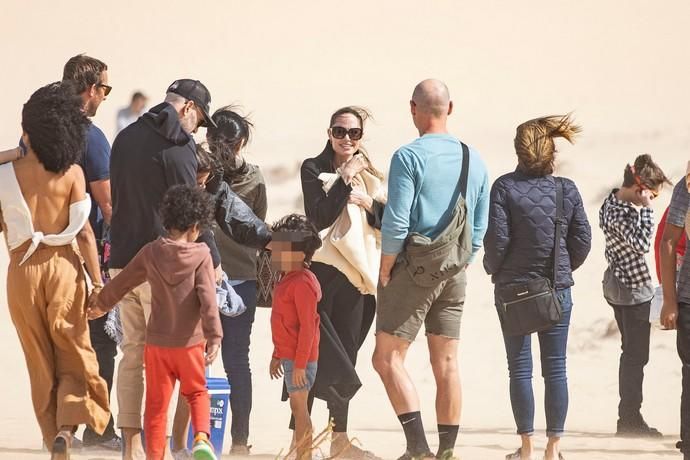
[207, 106, 254, 162]
[196, 142, 221, 174]
[271, 214, 322, 263]
[21, 81, 89, 174]
[325, 106, 384, 180]
[622, 154, 672, 189]
[62, 54, 108, 94]
[160, 184, 214, 232]
[131, 91, 146, 103]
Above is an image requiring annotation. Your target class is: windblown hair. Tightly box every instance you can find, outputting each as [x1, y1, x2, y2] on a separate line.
[514, 114, 581, 176]
[62, 54, 108, 94]
[207, 106, 254, 177]
[160, 184, 214, 232]
[271, 214, 322, 263]
[21, 81, 89, 174]
[326, 106, 384, 180]
[196, 141, 221, 175]
[622, 154, 672, 189]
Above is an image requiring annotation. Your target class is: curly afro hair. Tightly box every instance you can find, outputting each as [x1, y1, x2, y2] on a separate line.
[160, 184, 214, 233]
[21, 81, 89, 174]
[270, 214, 322, 263]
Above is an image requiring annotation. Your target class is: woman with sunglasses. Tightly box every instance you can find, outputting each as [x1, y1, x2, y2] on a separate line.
[206, 106, 268, 456]
[483, 115, 592, 460]
[299, 106, 385, 459]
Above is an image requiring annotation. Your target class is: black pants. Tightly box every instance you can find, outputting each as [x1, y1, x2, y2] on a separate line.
[610, 302, 650, 422]
[83, 315, 118, 441]
[220, 281, 257, 446]
[678, 303, 690, 456]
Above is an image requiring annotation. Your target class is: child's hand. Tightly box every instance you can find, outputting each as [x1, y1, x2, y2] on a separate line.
[292, 367, 307, 388]
[86, 293, 106, 319]
[205, 343, 220, 365]
[269, 358, 283, 379]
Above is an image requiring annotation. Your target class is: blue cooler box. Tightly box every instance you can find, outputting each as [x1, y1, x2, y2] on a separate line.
[186, 377, 231, 457]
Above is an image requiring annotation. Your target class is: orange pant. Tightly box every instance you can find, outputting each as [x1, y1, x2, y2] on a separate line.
[144, 343, 210, 460]
[6, 244, 109, 449]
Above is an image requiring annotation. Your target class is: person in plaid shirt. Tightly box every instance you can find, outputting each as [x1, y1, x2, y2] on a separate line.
[599, 154, 671, 437]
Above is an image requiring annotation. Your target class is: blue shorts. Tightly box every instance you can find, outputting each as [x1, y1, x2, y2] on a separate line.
[281, 359, 317, 394]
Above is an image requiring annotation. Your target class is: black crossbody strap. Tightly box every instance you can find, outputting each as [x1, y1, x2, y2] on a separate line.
[459, 142, 469, 197]
[552, 178, 564, 285]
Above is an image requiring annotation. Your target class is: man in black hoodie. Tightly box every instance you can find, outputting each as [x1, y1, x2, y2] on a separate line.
[109, 79, 219, 460]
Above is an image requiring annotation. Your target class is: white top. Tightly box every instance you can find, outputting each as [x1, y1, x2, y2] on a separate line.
[0, 163, 91, 265]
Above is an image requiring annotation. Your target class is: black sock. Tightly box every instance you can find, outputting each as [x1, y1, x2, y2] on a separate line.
[436, 424, 459, 458]
[398, 411, 430, 455]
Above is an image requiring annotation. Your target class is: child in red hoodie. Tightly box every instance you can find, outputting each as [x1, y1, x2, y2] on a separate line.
[88, 184, 222, 460]
[268, 214, 322, 460]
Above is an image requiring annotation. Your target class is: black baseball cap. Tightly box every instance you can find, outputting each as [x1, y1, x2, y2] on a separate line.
[166, 79, 217, 128]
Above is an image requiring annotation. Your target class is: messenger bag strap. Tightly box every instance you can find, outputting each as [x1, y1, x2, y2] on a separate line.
[459, 142, 470, 198]
[552, 178, 564, 285]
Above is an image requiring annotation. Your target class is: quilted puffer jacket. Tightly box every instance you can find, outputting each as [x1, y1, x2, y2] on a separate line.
[483, 169, 592, 289]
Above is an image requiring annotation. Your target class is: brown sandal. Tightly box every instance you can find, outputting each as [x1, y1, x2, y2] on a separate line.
[51, 431, 72, 460]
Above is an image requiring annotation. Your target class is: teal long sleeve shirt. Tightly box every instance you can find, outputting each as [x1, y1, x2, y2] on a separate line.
[381, 134, 490, 259]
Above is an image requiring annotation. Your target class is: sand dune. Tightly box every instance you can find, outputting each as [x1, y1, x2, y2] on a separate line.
[1, 1, 689, 458]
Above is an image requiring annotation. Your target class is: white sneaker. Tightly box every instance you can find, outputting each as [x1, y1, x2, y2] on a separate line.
[172, 448, 193, 460]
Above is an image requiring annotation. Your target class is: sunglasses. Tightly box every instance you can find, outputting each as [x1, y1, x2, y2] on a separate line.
[97, 84, 112, 96]
[330, 126, 363, 141]
[633, 174, 659, 199]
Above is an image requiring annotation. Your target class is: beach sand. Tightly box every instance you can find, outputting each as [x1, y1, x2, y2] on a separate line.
[1, 1, 689, 458]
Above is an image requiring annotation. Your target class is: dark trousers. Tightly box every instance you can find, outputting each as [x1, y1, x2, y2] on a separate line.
[220, 280, 257, 446]
[679, 303, 690, 455]
[83, 314, 118, 441]
[609, 301, 651, 422]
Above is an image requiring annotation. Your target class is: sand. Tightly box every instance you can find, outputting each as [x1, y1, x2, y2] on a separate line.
[1, 1, 689, 458]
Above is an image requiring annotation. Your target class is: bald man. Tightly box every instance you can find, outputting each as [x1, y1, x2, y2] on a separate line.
[373, 79, 490, 460]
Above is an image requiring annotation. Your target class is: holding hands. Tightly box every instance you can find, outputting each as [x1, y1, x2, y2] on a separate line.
[86, 290, 107, 320]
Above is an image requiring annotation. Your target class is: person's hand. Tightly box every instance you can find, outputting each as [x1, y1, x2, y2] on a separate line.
[639, 189, 653, 208]
[292, 367, 307, 388]
[349, 189, 373, 212]
[341, 154, 368, 183]
[661, 300, 679, 330]
[205, 343, 220, 365]
[379, 268, 392, 288]
[86, 292, 107, 319]
[215, 265, 223, 285]
[269, 358, 283, 379]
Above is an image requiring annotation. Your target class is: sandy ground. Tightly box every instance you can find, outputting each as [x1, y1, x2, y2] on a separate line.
[1, 1, 690, 459]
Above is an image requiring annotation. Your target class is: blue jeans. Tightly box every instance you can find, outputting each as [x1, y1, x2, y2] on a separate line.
[499, 288, 573, 437]
[220, 280, 257, 447]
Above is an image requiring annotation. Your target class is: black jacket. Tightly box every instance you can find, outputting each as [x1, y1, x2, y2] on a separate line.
[109, 102, 219, 268]
[206, 179, 271, 249]
[483, 170, 592, 289]
[301, 146, 384, 231]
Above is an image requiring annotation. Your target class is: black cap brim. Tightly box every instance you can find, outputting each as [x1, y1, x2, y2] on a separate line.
[199, 106, 217, 128]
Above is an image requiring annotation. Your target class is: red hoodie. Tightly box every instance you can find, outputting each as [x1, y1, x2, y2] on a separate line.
[271, 269, 322, 369]
[98, 237, 222, 348]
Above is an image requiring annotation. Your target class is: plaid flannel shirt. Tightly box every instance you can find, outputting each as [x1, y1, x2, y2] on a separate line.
[599, 190, 654, 289]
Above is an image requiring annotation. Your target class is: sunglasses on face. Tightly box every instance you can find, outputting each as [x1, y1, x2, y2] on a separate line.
[330, 126, 363, 141]
[97, 84, 112, 96]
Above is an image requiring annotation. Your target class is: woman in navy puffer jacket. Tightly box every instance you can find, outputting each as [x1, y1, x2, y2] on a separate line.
[483, 114, 592, 460]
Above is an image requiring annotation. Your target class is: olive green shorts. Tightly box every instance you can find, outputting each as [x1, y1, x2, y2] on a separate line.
[376, 260, 467, 342]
